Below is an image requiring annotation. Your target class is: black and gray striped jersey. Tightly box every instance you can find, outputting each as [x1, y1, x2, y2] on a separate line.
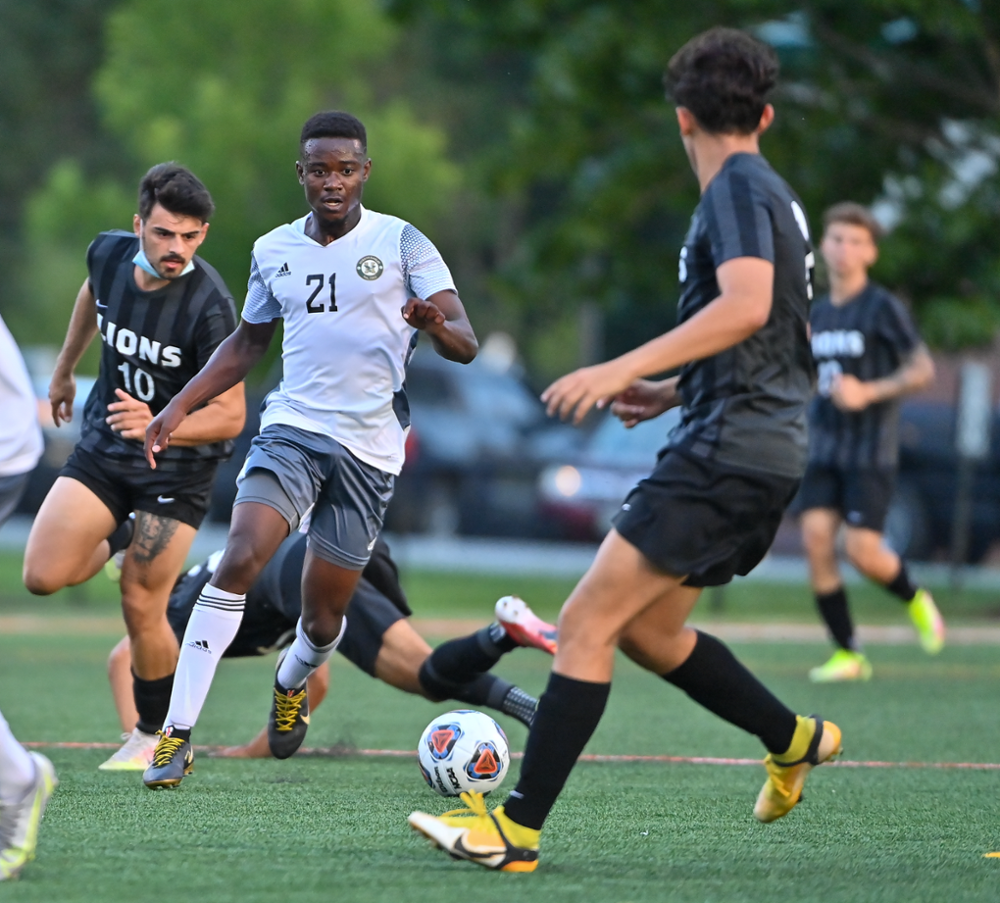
[664, 152, 815, 479]
[76, 230, 238, 470]
[807, 283, 921, 468]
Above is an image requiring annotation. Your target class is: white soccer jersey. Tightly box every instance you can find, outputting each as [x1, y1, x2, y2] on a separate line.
[0, 313, 43, 477]
[242, 207, 456, 475]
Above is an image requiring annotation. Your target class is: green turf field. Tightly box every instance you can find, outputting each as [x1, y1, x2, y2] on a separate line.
[2, 555, 1000, 901]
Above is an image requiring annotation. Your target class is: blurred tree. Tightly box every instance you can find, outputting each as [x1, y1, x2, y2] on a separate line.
[0, 0, 124, 347]
[390, 0, 1000, 377]
[19, 0, 461, 379]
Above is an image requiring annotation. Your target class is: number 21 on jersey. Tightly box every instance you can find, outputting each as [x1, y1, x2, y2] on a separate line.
[305, 273, 338, 313]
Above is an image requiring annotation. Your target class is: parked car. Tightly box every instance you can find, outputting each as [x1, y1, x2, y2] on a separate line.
[385, 347, 578, 537]
[536, 398, 1000, 562]
[886, 398, 1000, 562]
[537, 409, 682, 541]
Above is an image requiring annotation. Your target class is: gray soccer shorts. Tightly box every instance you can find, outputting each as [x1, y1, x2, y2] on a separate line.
[234, 424, 393, 570]
[0, 471, 31, 530]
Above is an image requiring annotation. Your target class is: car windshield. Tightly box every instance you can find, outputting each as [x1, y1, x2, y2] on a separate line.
[584, 410, 680, 468]
[460, 372, 543, 428]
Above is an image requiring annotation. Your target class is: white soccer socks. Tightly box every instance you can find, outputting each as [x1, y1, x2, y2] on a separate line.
[164, 585, 246, 731]
[276, 616, 347, 689]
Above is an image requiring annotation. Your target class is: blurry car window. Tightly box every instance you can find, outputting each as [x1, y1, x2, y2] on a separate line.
[460, 372, 543, 428]
[585, 410, 680, 468]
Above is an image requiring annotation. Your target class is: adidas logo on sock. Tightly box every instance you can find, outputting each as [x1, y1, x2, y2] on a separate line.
[275, 262, 291, 278]
[187, 639, 211, 653]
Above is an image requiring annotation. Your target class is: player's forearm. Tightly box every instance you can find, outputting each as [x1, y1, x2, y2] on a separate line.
[427, 319, 478, 364]
[866, 346, 935, 404]
[54, 281, 99, 375]
[171, 322, 271, 416]
[168, 384, 247, 446]
[614, 292, 770, 382]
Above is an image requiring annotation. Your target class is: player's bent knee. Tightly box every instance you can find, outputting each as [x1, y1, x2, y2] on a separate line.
[120, 594, 167, 634]
[22, 561, 62, 596]
[844, 533, 888, 574]
[299, 611, 343, 648]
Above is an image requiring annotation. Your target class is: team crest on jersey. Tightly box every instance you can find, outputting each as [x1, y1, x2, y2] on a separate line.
[356, 255, 383, 280]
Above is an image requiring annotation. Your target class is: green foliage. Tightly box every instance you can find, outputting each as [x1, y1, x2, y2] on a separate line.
[391, 0, 1000, 361]
[20, 0, 461, 376]
[12, 162, 133, 349]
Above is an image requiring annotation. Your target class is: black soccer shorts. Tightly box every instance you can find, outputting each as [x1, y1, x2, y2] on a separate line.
[795, 463, 897, 532]
[60, 444, 217, 529]
[613, 448, 800, 587]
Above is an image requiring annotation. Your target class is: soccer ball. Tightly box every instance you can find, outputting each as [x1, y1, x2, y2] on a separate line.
[417, 709, 510, 797]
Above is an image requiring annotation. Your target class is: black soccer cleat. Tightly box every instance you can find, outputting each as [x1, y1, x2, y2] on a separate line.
[267, 651, 310, 760]
[142, 729, 194, 790]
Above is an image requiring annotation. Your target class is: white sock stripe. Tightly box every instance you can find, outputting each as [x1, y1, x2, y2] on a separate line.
[194, 599, 245, 613]
[198, 585, 246, 603]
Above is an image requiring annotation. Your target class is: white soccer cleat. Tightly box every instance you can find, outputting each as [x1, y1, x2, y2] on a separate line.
[98, 728, 160, 771]
[0, 752, 58, 881]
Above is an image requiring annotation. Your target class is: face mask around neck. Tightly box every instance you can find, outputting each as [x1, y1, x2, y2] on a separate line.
[133, 227, 196, 279]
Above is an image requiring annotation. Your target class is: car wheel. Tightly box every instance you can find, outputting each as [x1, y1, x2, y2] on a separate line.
[883, 480, 932, 561]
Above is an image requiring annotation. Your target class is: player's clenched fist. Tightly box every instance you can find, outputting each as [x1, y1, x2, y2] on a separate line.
[401, 296, 447, 331]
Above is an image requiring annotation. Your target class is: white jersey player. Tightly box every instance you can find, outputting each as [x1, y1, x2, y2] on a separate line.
[141, 110, 479, 789]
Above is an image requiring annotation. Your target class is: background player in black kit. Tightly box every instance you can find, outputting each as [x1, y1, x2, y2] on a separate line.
[798, 202, 941, 683]
[23, 164, 245, 770]
[409, 28, 841, 872]
[104, 533, 548, 761]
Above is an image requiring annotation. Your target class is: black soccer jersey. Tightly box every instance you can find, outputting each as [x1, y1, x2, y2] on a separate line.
[807, 282, 921, 468]
[664, 153, 815, 478]
[76, 230, 238, 470]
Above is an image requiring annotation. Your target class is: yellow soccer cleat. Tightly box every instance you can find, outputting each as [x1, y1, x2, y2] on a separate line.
[808, 649, 873, 683]
[408, 791, 540, 872]
[754, 715, 842, 823]
[908, 589, 945, 655]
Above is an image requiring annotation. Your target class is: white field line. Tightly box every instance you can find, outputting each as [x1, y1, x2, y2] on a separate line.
[20, 740, 1000, 771]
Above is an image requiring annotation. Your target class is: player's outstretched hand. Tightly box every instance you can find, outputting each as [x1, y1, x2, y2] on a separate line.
[144, 398, 187, 470]
[106, 389, 154, 441]
[610, 379, 679, 428]
[401, 296, 446, 332]
[542, 361, 633, 425]
[211, 728, 271, 759]
[829, 373, 874, 412]
[49, 371, 76, 426]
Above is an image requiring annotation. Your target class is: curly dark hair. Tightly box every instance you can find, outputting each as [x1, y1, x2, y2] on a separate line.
[665, 27, 779, 135]
[137, 163, 214, 222]
[300, 111, 367, 155]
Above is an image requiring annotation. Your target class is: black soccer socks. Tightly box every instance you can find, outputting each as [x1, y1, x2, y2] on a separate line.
[503, 672, 610, 831]
[663, 631, 797, 755]
[816, 587, 858, 651]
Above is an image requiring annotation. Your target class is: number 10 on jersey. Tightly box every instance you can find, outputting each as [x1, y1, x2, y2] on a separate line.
[305, 273, 337, 313]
